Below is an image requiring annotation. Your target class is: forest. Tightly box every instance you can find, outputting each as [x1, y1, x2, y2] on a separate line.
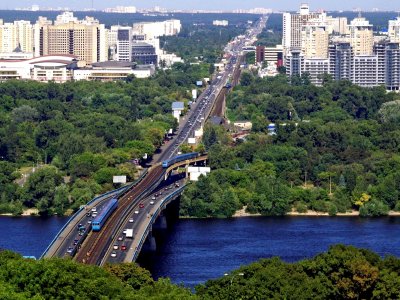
[160, 23, 252, 63]
[2, 245, 400, 299]
[180, 73, 400, 218]
[0, 62, 212, 216]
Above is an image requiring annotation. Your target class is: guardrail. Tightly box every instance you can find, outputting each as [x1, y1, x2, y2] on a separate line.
[132, 184, 186, 262]
[40, 169, 148, 259]
[98, 168, 165, 265]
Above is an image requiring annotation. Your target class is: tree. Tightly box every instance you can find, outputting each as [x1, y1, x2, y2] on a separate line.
[23, 166, 63, 215]
[240, 71, 254, 86]
[11, 105, 38, 123]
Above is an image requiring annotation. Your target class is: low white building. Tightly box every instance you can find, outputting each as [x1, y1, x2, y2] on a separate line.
[213, 20, 229, 26]
[172, 101, 185, 122]
[0, 54, 155, 82]
[74, 61, 155, 81]
[0, 54, 77, 82]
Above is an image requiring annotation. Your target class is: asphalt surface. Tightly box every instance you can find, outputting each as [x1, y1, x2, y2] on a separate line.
[43, 15, 269, 263]
[104, 175, 186, 265]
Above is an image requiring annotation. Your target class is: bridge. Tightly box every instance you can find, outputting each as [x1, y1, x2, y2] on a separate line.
[41, 16, 267, 265]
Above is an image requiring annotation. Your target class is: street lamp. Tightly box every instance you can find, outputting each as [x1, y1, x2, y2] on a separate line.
[224, 272, 244, 285]
[224, 272, 244, 299]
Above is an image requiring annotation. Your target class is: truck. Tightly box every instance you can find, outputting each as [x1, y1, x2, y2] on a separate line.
[125, 229, 134, 238]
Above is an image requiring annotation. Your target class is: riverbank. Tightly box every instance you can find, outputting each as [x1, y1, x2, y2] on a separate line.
[232, 207, 400, 218]
[0, 208, 39, 217]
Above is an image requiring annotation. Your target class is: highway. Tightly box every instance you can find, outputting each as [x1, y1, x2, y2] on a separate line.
[43, 15, 268, 264]
[103, 175, 186, 265]
[156, 15, 268, 162]
[74, 165, 165, 264]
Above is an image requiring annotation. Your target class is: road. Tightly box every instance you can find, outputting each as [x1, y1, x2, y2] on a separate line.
[155, 15, 268, 163]
[103, 175, 186, 265]
[44, 15, 268, 263]
[74, 165, 165, 264]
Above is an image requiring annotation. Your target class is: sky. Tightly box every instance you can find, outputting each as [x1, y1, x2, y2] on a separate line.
[2, 0, 400, 11]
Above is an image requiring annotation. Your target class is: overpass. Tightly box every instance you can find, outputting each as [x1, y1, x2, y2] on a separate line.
[42, 155, 208, 264]
[42, 16, 267, 264]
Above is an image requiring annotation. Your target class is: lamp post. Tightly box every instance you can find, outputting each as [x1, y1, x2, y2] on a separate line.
[224, 272, 244, 298]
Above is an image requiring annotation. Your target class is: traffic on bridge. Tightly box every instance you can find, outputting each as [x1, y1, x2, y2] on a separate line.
[41, 16, 267, 265]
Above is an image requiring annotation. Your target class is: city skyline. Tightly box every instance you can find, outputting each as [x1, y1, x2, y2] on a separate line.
[2, 0, 400, 12]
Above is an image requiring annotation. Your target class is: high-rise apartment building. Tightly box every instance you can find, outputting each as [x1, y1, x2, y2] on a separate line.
[34, 12, 107, 65]
[132, 20, 181, 39]
[0, 20, 33, 53]
[115, 26, 132, 62]
[301, 20, 329, 58]
[389, 17, 400, 43]
[282, 4, 321, 52]
[328, 42, 353, 81]
[348, 16, 374, 55]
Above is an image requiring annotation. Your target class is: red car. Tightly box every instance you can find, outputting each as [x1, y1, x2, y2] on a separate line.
[139, 203, 144, 208]
[121, 245, 127, 251]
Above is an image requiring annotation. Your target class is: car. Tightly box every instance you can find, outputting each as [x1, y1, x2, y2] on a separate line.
[87, 220, 92, 224]
[73, 239, 79, 245]
[129, 218, 134, 223]
[152, 196, 156, 200]
[113, 244, 119, 250]
[110, 251, 117, 258]
[117, 236, 124, 241]
[86, 212, 91, 217]
[91, 207, 97, 212]
[123, 229, 127, 234]
[67, 247, 74, 253]
[77, 223, 83, 229]
[139, 203, 144, 208]
[121, 245, 127, 251]
[134, 210, 139, 214]
[150, 201, 155, 205]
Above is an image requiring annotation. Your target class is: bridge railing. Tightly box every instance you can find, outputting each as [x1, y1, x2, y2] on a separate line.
[132, 184, 186, 262]
[41, 169, 148, 259]
[99, 167, 165, 265]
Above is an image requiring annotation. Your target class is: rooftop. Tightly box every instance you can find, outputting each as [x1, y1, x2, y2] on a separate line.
[172, 102, 185, 111]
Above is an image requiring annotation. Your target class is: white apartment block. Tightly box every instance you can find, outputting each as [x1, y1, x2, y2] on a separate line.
[0, 20, 33, 53]
[132, 20, 181, 39]
[352, 55, 378, 87]
[303, 58, 330, 85]
[213, 20, 229, 26]
[104, 6, 137, 13]
[115, 26, 132, 62]
[282, 4, 321, 52]
[348, 17, 374, 55]
[389, 17, 400, 43]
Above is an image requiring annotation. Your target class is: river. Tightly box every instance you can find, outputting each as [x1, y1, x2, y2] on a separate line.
[1, 216, 400, 288]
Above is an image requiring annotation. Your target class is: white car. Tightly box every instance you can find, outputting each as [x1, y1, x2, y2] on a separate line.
[129, 218, 134, 223]
[134, 210, 139, 214]
[110, 251, 117, 257]
[150, 201, 155, 205]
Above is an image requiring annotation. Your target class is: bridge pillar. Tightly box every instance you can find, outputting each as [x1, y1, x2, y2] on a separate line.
[185, 164, 189, 178]
[155, 212, 168, 229]
[146, 231, 157, 251]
